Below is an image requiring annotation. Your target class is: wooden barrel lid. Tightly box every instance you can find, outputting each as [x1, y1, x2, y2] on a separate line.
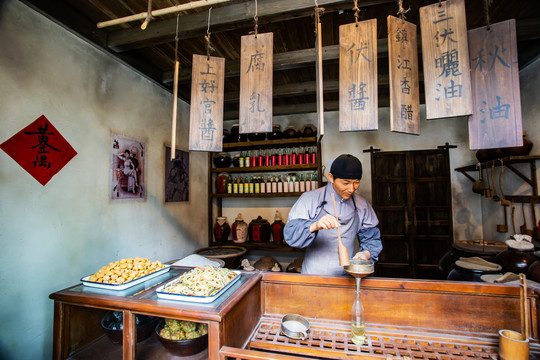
[195, 245, 247, 259]
[453, 240, 507, 256]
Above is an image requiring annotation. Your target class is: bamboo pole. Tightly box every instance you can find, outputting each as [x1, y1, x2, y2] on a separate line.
[170, 60, 179, 160]
[97, 0, 231, 29]
[315, 7, 324, 136]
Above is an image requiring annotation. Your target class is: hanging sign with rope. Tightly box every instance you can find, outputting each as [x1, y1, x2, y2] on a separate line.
[339, 7, 378, 131]
[239, 0, 273, 134]
[468, 18, 522, 150]
[388, 8, 420, 135]
[189, 9, 225, 152]
[420, 0, 472, 119]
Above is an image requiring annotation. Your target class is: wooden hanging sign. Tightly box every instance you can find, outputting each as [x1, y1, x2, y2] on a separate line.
[239, 32, 273, 134]
[468, 19, 522, 150]
[339, 19, 378, 131]
[388, 15, 420, 135]
[189, 54, 225, 152]
[420, 0, 472, 119]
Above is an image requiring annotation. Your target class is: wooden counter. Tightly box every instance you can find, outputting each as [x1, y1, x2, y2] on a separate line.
[50, 269, 540, 359]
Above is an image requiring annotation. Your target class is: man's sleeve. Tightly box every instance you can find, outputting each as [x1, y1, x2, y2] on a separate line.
[358, 226, 382, 262]
[284, 191, 319, 248]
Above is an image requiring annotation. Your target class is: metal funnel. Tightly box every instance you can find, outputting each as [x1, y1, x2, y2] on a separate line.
[344, 259, 374, 279]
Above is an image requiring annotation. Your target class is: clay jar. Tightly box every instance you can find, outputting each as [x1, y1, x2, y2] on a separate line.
[500, 132, 534, 158]
[231, 213, 248, 243]
[249, 216, 271, 243]
[215, 173, 232, 194]
[271, 211, 285, 244]
[230, 124, 247, 142]
[447, 260, 502, 282]
[213, 217, 230, 243]
[495, 247, 537, 274]
[213, 152, 231, 168]
[267, 124, 283, 140]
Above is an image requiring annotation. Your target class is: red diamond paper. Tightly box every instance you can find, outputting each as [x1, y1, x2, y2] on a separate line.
[1, 115, 77, 185]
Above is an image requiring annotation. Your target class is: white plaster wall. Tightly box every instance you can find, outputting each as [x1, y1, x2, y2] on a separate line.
[0, 1, 206, 359]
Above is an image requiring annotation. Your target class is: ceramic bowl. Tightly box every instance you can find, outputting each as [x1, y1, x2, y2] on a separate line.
[155, 320, 208, 356]
[101, 311, 158, 344]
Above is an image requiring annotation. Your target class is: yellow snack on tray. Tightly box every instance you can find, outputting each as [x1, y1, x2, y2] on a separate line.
[88, 258, 165, 285]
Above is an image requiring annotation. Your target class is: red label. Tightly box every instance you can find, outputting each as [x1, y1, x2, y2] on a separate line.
[253, 226, 260, 241]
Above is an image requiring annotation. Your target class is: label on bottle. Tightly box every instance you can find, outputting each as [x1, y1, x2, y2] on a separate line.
[255, 182, 260, 193]
[227, 183, 232, 194]
[283, 182, 289, 192]
[233, 183, 238, 194]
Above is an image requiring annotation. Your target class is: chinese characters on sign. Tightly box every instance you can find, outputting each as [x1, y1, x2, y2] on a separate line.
[339, 19, 378, 131]
[468, 19, 522, 150]
[420, 0, 472, 119]
[0, 115, 77, 185]
[239, 32, 273, 134]
[189, 54, 225, 152]
[388, 15, 420, 135]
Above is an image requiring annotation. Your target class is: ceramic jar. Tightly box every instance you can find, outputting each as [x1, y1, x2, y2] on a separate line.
[248, 132, 266, 141]
[283, 125, 299, 139]
[271, 210, 285, 244]
[500, 132, 534, 158]
[213, 152, 232, 168]
[267, 124, 283, 140]
[215, 173, 232, 194]
[249, 216, 271, 243]
[447, 261, 502, 282]
[301, 124, 317, 137]
[213, 217, 231, 243]
[495, 247, 537, 274]
[230, 124, 247, 142]
[232, 213, 248, 243]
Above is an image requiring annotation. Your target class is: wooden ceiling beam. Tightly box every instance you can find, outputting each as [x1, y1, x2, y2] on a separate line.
[107, 0, 395, 52]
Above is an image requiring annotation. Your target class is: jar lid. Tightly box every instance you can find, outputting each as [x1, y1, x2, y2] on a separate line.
[455, 257, 501, 272]
[235, 213, 243, 221]
[274, 210, 282, 221]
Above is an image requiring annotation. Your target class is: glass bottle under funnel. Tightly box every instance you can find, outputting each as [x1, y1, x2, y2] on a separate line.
[344, 259, 374, 346]
[351, 277, 365, 345]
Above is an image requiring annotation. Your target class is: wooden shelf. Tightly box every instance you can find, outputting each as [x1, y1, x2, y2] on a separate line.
[211, 192, 306, 198]
[223, 137, 317, 151]
[212, 163, 318, 173]
[209, 241, 302, 252]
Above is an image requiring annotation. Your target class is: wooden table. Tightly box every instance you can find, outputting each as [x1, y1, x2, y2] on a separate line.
[49, 267, 261, 359]
[51, 268, 540, 359]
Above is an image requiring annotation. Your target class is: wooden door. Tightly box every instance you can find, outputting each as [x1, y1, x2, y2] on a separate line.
[371, 149, 453, 279]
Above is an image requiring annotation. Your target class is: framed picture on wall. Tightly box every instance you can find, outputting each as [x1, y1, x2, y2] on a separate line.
[110, 133, 146, 201]
[165, 146, 189, 202]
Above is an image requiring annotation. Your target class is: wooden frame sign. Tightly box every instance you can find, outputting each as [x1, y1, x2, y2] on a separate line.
[239, 32, 273, 134]
[339, 19, 378, 131]
[420, 0, 472, 119]
[189, 54, 225, 152]
[468, 19, 522, 150]
[388, 15, 420, 135]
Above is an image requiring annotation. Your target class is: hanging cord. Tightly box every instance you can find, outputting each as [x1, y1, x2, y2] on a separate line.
[141, 0, 153, 30]
[396, 0, 410, 21]
[204, 7, 215, 59]
[253, 0, 259, 37]
[353, 0, 360, 23]
[438, 0, 442, 7]
[483, 0, 491, 30]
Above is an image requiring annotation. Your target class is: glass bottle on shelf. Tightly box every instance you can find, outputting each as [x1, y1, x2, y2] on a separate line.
[239, 152, 245, 168]
[248, 176, 254, 194]
[238, 177, 244, 194]
[245, 151, 250, 168]
[233, 177, 238, 194]
[299, 174, 305, 192]
[243, 176, 249, 194]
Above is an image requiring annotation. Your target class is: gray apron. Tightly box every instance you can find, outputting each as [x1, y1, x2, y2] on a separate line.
[302, 187, 359, 276]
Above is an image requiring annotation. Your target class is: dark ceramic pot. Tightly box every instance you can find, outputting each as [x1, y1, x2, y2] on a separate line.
[222, 129, 231, 143]
[447, 262, 502, 282]
[500, 132, 533, 158]
[155, 320, 208, 356]
[249, 216, 271, 243]
[101, 311, 158, 344]
[437, 240, 507, 280]
[215, 173, 231, 194]
[213, 152, 232, 168]
[301, 124, 317, 138]
[248, 132, 266, 141]
[283, 125, 299, 139]
[230, 125, 247, 142]
[232, 154, 241, 167]
[213, 217, 231, 243]
[271, 217, 285, 244]
[475, 148, 503, 163]
[495, 247, 537, 274]
[194, 246, 247, 269]
[267, 124, 283, 140]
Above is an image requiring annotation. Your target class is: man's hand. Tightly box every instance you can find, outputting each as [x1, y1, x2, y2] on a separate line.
[309, 214, 340, 232]
[353, 250, 371, 260]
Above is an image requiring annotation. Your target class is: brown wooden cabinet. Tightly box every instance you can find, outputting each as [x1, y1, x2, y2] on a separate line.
[208, 137, 322, 249]
[370, 149, 454, 279]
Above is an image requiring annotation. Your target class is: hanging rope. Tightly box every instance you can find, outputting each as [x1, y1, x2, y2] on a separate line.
[253, 0, 259, 37]
[396, 0, 410, 21]
[170, 13, 181, 161]
[141, 0, 153, 30]
[353, 0, 360, 23]
[483, 0, 491, 30]
[204, 7, 215, 59]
